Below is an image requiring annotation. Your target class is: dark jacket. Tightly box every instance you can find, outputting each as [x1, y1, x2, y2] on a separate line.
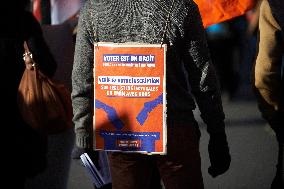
[72, 0, 225, 148]
[269, 0, 284, 33]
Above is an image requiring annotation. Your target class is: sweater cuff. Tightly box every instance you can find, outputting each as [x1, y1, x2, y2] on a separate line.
[75, 134, 92, 149]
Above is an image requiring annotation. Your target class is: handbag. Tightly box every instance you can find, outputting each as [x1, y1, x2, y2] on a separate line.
[17, 42, 73, 134]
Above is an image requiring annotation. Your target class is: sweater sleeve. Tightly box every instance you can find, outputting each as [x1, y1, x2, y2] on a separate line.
[72, 1, 95, 149]
[182, 2, 225, 134]
[254, 0, 283, 115]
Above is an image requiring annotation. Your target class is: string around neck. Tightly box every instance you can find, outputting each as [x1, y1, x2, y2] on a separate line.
[160, 0, 176, 47]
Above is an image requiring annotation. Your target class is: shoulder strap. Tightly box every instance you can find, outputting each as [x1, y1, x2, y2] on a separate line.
[160, 0, 176, 45]
[24, 41, 30, 53]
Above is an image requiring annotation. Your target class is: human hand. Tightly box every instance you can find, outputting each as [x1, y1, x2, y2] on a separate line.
[71, 146, 87, 159]
[71, 146, 99, 166]
[208, 131, 231, 178]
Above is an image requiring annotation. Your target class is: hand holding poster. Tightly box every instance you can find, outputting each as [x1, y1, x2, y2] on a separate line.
[93, 43, 167, 154]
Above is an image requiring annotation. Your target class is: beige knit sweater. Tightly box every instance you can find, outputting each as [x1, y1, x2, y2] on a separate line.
[254, 0, 284, 120]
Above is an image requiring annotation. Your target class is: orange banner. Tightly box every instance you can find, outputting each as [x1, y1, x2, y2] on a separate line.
[93, 43, 167, 154]
[194, 0, 256, 27]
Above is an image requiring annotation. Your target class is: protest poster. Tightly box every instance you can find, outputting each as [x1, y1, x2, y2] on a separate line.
[93, 43, 167, 154]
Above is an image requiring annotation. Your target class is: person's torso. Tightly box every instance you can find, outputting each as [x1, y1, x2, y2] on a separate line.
[85, 0, 199, 118]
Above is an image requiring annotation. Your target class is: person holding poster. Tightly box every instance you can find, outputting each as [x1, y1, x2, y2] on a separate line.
[72, 0, 231, 188]
[253, 0, 284, 187]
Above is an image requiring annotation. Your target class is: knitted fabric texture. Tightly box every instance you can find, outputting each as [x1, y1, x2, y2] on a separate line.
[72, 0, 225, 148]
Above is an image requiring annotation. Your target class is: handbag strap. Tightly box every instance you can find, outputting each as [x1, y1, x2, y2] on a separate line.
[23, 41, 36, 68]
[23, 41, 32, 57]
[24, 41, 29, 52]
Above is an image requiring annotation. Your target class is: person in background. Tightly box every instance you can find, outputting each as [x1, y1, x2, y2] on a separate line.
[71, 0, 231, 189]
[0, 0, 57, 188]
[253, 0, 284, 188]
